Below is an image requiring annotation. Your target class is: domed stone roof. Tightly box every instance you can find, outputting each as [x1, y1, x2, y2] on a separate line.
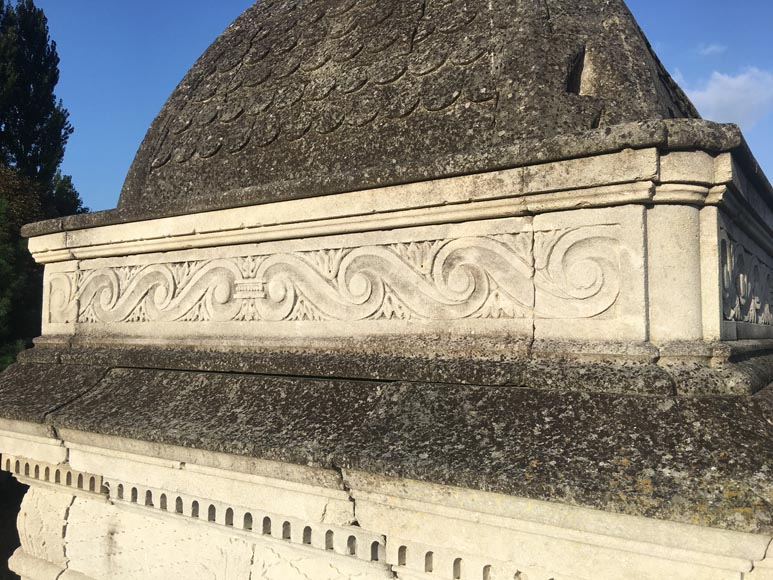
[119, 0, 698, 217]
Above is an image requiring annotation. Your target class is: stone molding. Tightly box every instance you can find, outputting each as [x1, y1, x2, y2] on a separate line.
[29, 148, 659, 265]
[24, 145, 771, 267]
[41, 208, 646, 343]
[1, 452, 539, 580]
[24, 147, 709, 264]
[2, 429, 772, 580]
[2, 454, 104, 496]
[22, 147, 773, 352]
[48, 225, 621, 326]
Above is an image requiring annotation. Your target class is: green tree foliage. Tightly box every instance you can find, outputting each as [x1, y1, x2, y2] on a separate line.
[0, 0, 86, 370]
[48, 170, 85, 217]
[0, 0, 72, 183]
[0, 198, 26, 368]
[0, 166, 44, 359]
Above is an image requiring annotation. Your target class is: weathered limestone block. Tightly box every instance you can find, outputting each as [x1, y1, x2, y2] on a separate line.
[2, 429, 771, 580]
[38, 204, 651, 346]
[16, 487, 73, 569]
[66, 498, 254, 580]
[3, 0, 773, 578]
[27, 146, 773, 365]
[719, 211, 773, 339]
[532, 205, 647, 342]
[646, 204, 704, 342]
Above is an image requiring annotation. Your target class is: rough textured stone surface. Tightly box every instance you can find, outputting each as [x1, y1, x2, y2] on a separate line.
[21, 341, 773, 397]
[0, 363, 107, 424]
[19, 118, 754, 237]
[39, 365, 773, 534]
[23, 0, 744, 240]
[119, 0, 696, 217]
[3, 4, 773, 579]
[20, 341, 523, 389]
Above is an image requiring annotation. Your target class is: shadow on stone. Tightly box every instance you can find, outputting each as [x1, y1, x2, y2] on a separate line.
[0, 472, 26, 580]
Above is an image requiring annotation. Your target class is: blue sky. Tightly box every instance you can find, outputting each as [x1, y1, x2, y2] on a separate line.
[34, 0, 773, 212]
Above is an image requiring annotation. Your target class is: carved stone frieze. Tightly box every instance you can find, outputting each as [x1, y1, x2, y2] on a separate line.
[46, 224, 625, 328]
[720, 225, 773, 326]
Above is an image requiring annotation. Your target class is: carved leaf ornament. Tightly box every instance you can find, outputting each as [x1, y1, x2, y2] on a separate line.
[721, 230, 773, 326]
[48, 228, 624, 326]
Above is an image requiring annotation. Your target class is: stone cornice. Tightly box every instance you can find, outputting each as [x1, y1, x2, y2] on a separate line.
[22, 120, 772, 239]
[26, 145, 759, 266]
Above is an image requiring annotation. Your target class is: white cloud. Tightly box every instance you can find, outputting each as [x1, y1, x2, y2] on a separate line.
[672, 68, 687, 87]
[696, 43, 727, 56]
[686, 67, 773, 130]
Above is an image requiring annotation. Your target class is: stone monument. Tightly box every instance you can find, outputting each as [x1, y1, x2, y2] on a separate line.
[1, 0, 772, 578]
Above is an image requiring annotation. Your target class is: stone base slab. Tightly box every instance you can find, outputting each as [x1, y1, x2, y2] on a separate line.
[1, 428, 771, 580]
[20, 336, 773, 396]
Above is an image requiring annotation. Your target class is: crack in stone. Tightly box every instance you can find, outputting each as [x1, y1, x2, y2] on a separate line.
[48, 424, 69, 464]
[247, 544, 256, 580]
[542, 0, 554, 35]
[750, 536, 773, 576]
[54, 495, 77, 580]
[264, 546, 313, 580]
[43, 365, 114, 442]
[527, 216, 537, 364]
[332, 463, 358, 526]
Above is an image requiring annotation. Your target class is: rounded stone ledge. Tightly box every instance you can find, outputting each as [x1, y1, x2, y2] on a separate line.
[5, 435, 772, 580]
[20, 119, 751, 239]
[9, 549, 69, 580]
[9, 550, 97, 580]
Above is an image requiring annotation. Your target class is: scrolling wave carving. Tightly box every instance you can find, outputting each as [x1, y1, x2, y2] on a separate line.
[47, 227, 622, 325]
